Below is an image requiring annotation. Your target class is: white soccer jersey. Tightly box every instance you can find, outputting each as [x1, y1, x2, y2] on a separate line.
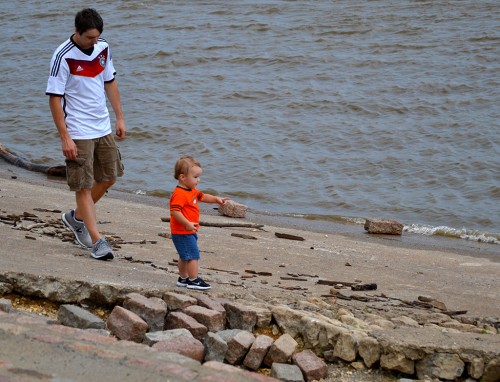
[46, 37, 116, 139]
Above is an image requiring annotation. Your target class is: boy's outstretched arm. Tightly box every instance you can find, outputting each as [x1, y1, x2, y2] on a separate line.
[202, 194, 229, 206]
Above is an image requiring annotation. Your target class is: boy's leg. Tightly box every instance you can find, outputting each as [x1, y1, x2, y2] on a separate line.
[177, 259, 199, 279]
[186, 260, 199, 280]
[172, 234, 208, 288]
[176, 259, 189, 287]
[178, 259, 188, 278]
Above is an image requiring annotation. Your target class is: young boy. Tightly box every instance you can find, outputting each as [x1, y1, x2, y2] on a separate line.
[170, 156, 228, 290]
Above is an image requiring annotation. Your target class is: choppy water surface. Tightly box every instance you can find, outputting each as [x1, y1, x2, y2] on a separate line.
[1, 1, 499, 244]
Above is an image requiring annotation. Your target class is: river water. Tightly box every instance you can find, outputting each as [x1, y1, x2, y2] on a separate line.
[1, 1, 499, 245]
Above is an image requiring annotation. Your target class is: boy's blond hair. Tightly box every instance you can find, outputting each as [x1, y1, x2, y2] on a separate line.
[174, 155, 201, 180]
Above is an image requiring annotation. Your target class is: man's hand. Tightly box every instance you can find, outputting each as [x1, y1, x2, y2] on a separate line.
[62, 137, 78, 161]
[115, 119, 126, 140]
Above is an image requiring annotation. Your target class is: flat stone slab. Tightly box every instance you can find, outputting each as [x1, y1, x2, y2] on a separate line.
[371, 326, 500, 356]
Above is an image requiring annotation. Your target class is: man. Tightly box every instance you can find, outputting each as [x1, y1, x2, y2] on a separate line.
[46, 8, 126, 260]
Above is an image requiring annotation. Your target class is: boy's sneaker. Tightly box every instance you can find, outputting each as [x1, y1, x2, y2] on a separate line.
[187, 277, 211, 290]
[91, 238, 114, 260]
[176, 277, 189, 287]
[61, 210, 92, 248]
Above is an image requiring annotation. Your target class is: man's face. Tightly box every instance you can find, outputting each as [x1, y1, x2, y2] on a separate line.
[74, 28, 100, 49]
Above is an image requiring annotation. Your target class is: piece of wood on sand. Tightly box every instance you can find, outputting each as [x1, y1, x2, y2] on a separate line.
[274, 232, 305, 241]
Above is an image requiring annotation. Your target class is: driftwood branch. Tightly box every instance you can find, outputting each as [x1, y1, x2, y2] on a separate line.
[161, 217, 264, 229]
[0, 143, 66, 177]
[317, 279, 360, 287]
[275, 232, 305, 241]
[231, 233, 258, 240]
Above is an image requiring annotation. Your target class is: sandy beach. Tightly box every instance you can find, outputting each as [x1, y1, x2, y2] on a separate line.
[1, 160, 499, 320]
[1, 160, 500, 381]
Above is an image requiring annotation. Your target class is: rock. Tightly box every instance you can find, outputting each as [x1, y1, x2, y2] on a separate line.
[333, 330, 362, 362]
[195, 295, 226, 321]
[123, 293, 168, 332]
[466, 357, 484, 380]
[358, 336, 381, 368]
[57, 304, 105, 330]
[203, 332, 228, 362]
[153, 336, 205, 362]
[183, 305, 225, 332]
[162, 292, 197, 311]
[143, 328, 193, 346]
[300, 314, 348, 352]
[380, 351, 414, 375]
[339, 314, 370, 330]
[416, 353, 464, 380]
[292, 349, 328, 381]
[217, 328, 243, 344]
[0, 298, 14, 313]
[271, 363, 304, 382]
[224, 301, 257, 332]
[272, 305, 308, 338]
[0, 282, 13, 295]
[364, 218, 403, 235]
[243, 334, 274, 370]
[203, 360, 280, 381]
[164, 311, 208, 340]
[218, 200, 247, 218]
[483, 357, 500, 382]
[253, 305, 273, 328]
[391, 316, 420, 328]
[264, 333, 298, 367]
[225, 330, 255, 365]
[106, 306, 148, 342]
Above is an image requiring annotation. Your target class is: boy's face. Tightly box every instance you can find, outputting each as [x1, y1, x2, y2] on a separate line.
[180, 166, 202, 189]
[73, 28, 100, 50]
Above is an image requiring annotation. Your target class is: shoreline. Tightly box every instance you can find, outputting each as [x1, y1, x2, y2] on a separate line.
[2, 159, 498, 261]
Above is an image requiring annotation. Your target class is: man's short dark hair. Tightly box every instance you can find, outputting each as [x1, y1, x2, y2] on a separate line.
[75, 8, 103, 35]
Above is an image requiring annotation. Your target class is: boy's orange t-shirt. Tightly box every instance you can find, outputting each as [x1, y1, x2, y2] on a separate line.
[169, 186, 205, 234]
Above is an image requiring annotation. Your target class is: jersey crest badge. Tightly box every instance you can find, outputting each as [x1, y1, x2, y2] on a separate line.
[99, 55, 106, 68]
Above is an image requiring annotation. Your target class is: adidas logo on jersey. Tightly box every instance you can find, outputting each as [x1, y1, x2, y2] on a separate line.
[76, 65, 84, 72]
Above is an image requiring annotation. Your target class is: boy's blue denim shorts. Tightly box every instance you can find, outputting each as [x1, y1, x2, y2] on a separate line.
[171, 233, 200, 261]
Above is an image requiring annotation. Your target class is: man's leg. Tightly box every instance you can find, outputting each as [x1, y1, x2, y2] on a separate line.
[91, 179, 116, 204]
[75, 188, 99, 244]
[74, 178, 115, 243]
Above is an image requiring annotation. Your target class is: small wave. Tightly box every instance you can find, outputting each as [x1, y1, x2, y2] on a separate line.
[223, 91, 274, 100]
[303, 214, 366, 225]
[467, 36, 500, 42]
[404, 224, 500, 244]
[152, 50, 173, 57]
[316, 29, 372, 36]
[146, 189, 171, 198]
[226, 56, 305, 65]
[228, 23, 270, 32]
